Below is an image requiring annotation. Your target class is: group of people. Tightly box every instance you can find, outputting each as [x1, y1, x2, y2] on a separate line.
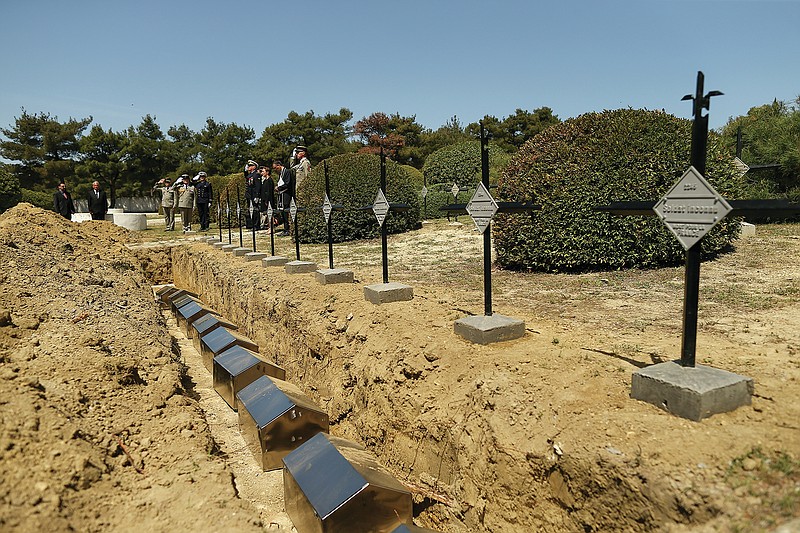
[53, 180, 109, 220]
[152, 172, 213, 232]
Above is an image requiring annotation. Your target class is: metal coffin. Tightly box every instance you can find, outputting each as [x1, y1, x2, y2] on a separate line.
[175, 300, 218, 337]
[390, 524, 438, 533]
[282, 433, 413, 533]
[236, 376, 329, 471]
[153, 284, 178, 309]
[169, 293, 201, 316]
[161, 288, 197, 310]
[199, 327, 258, 372]
[191, 314, 238, 352]
[213, 345, 286, 410]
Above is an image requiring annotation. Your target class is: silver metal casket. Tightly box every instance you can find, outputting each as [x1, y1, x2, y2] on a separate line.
[199, 326, 258, 372]
[175, 299, 218, 337]
[236, 375, 329, 471]
[190, 313, 237, 351]
[153, 284, 177, 309]
[213, 345, 286, 410]
[282, 433, 413, 533]
[168, 292, 201, 316]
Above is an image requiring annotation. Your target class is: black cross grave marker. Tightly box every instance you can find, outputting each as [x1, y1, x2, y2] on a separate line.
[226, 190, 232, 244]
[362, 148, 411, 284]
[596, 71, 800, 368]
[217, 193, 223, 243]
[441, 121, 540, 317]
[321, 160, 345, 269]
[236, 185, 244, 248]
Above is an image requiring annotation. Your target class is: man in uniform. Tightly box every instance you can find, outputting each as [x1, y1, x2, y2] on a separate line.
[243, 160, 262, 230]
[194, 171, 213, 231]
[153, 178, 176, 231]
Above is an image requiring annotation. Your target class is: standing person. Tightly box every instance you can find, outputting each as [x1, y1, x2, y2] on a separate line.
[87, 181, 108, 220]
[153, 178, 176, 231]
[290, 146, 311, 196]
[259, 165, 275, 229]
[272, 159, 293, 236]
[53, 182, 75, 220]
[243, 160, 262, 230]
[176, 174, 196, 232]
[194, 171, 213, 231]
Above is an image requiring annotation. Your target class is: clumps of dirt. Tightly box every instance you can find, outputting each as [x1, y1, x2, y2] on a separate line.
[0, 204, 262, 532]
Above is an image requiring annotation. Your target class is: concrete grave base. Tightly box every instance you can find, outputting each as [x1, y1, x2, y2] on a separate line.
[212, 242, 228, 249]
[221, 244, 239, 253]
[262, 256, 289, 267]
[454, 313, 526, 345]
[285, 260, 318, 274]
[631, 360, 754, 421]
[314, 268, 354, 285]
[740, 221, 756, 236]
[244, 252, 268, 262]
[232, 247, 251, 257]
[364, 282, 413, 304]
[111, 213, 148, 231]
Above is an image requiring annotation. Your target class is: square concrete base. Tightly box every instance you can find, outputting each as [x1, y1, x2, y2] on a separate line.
[454, 314, 525, 345]
[244, 252, 268, 262]
[221, 244, 238, 253]
[364, 282, 413, 304]
[631, 361, 754, 421]
[212, 242, 227, 249]
[232, 247, 251, 257]
[285, 260, 318, 274]
[315, 268, 354, 285]
[262, 255, 289, 267]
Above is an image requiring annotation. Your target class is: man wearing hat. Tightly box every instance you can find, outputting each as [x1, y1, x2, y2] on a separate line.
[290, 146, 311, 195]
[153, 177, 177, 231]
[243, 160, 262, 230]
[176, 174, 196, 232]
[194, 171, 213, 231]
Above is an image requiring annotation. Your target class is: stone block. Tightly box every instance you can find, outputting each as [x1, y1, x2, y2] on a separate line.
[364, 282, 413, 304]
[315, 268, 354, 285]
[454, 313, 525, 345]
[232, 247, 251, 257]
[262, 255, 289, 267]
[245, 252, 268, 262]
[285, 260, 318, 274]
[631, 360, 754, 421]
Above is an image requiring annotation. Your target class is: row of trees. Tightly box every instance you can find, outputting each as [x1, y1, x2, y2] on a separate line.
[0, 107, 560, 205]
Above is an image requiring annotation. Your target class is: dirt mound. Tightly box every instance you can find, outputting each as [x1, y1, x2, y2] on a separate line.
[0, 204, 262, 532]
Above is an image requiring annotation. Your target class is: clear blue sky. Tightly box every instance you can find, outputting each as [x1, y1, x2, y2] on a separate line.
[1, 0, 798, 139]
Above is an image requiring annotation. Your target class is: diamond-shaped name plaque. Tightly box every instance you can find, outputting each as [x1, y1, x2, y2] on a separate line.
[653, 166, 732, 250]
[372, 189, 390, 227]
[290, 198, 298, 222]
[421, 185, 428, 199]
[322, 194, 332, 224]
[236, 202, 241, 218]
[465, 182, 499, 234]
[451, 183, 460, 198]
[267, 204, 273, 222]
[733, 157, 750, 178]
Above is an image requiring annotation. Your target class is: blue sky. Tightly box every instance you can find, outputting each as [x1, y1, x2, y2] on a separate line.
[1, 0, 798, 139]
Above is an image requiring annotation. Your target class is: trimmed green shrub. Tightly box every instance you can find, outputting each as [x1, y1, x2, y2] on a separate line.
[296, 153, 420, 243]
[420, 183, 475, 220]
[0, 165, 22, 213]
[401, 165, 424, 189]
[20, 188, 54, 211]
[495, 109, 745, 272]
[422, 141, 511, 186]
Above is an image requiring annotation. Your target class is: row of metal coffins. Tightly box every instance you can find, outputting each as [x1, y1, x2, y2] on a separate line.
[154, 284, 437, 533]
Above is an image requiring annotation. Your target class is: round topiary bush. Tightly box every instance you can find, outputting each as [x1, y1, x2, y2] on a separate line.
[401, 164, 424, 189]
[0, 165, 21, 214]
[422, 141, 510, 187]
[494, 109, 745, 272]
[20, 188, 54, 211]
[296, 153, 420, 243]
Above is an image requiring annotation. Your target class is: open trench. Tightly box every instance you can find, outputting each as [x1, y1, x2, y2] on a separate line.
[130, 239, 727, 533]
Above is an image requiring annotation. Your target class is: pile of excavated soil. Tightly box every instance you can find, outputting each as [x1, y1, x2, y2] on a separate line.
[1, 203, 798, 533]
[0, 204, 262, 532]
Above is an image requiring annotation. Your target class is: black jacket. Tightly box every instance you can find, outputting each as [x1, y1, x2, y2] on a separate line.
[53, 189, 75, 219]
[244, 171, 262, 205]
[261, 176, 275, 208]
[87, 189, 108, 215]
[195, 180, 213, 204]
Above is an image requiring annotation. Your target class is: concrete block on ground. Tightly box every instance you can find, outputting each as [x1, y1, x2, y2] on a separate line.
[221, 244, 238, 253]
[232, 247, 251, 257]
[454, 313, 525, 345]
[364, 282, 413, 304]
[111, 213, 148, 231]
[262, 255, 289, 267]
[631, 360, 754, 421]
[72, 213, 92, 223]
[740, 222, 756, 236]
[315, 268, 354, 285]
[285, 260, 318, 274]
[245, 252, 268, 262]
[212, 241, 227, 249]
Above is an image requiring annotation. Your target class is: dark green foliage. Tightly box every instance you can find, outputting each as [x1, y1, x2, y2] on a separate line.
[0, 164, 21, 213]
[422, 141, 510, 186]
[295, 153, 420, 243]
[401, 165, 424, 189]
[495, 109, 745, 272]
[420, 183, 474, 220]
[20, 188, 54, 210]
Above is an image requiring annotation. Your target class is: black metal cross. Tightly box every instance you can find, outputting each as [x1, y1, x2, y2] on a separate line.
[321, 160, 345, 269]
[441, 122, 539, 316]
[361, 148, 411, 284]
[226, 190, 232, 244]
[596, 71, 800, 367]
